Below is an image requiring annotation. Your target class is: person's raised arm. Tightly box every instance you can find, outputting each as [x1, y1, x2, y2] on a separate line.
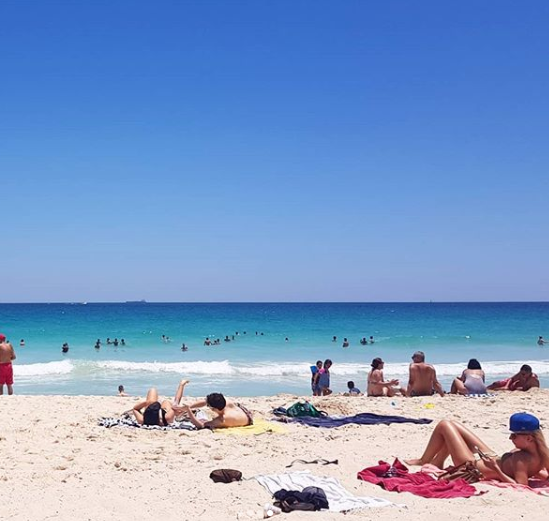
[132, 400, 148, 425]
[180, 405, 206, 429]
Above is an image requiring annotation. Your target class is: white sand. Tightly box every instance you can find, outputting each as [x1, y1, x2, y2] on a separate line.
[1, 390, 548, 520]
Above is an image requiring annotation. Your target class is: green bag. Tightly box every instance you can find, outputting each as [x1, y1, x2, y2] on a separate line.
[286, 402, 327, 418]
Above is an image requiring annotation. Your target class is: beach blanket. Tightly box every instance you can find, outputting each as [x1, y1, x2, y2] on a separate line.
[358, 459, 479, 499]
[482, 479, 549, 496]
[284, 412, 432, 428]
[464, 393, 496, 398]
[217, 418, 288, 435]
[421, 464, 549, 496]
[98, 417, 196, 431]
[255, 470, 398, 512]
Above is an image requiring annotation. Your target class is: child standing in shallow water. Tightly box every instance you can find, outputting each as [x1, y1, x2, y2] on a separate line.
[316, 359, 333, 396]
[311, 360, 323, 396]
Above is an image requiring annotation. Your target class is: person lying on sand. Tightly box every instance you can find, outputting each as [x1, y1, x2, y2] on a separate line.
[367, 358, 404, 397]
[406, 351, 444, 397]
[172, 392, 253, 429]
[132, 380, 189, 426]
[487, 364, 540, 392]
[405, 413, 549, 485]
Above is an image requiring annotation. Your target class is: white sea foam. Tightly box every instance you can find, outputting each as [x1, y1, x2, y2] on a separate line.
[14, 360, 74, 377]
[12, 359, 549, 380]
[95, 360, 234, 375]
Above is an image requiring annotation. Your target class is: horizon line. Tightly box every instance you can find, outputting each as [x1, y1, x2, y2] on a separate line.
[1, 300, 549, 305]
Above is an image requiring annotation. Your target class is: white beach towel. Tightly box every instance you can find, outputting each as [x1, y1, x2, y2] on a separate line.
[255, 470, 398, 512]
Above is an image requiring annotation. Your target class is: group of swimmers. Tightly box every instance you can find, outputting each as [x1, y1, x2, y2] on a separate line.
[333, 335, 375, 348]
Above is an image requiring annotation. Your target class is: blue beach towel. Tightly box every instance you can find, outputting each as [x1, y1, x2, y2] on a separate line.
[286, 412, 432, 428]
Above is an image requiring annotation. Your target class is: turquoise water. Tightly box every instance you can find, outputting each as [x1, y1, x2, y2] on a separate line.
[1, 302, 548, 396]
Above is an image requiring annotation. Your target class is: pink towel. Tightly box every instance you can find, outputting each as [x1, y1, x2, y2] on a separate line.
[421, 464, 549, 496]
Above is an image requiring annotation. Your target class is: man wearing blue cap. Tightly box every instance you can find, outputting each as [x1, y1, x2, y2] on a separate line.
[405, 412, 549, 485]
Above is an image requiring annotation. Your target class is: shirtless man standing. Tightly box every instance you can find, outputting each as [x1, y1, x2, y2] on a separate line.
[0, 334, 16, 396]
[173, 392, 253, 429]
[406, 351, 444, 397]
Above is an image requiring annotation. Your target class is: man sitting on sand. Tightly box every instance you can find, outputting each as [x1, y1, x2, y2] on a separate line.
[487, 364, 540, 392]
[0, 333, 16, 396]
[173, 392, 253, 429]
[406, 351, 444, 397]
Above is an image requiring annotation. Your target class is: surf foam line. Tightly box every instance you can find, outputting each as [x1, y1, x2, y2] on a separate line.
[12, 359, 549, 379]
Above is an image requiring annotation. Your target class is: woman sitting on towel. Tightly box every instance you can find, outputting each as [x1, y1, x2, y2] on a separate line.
[133, 380, 189, 426]
[450, 358, 487, 395]
[405, 413, 549, 485]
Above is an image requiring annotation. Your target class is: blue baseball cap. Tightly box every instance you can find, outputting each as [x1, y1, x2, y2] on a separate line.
[509, 412, 540, 433]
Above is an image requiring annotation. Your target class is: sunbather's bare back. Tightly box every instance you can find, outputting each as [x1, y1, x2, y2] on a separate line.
[408, 363, 443, 396]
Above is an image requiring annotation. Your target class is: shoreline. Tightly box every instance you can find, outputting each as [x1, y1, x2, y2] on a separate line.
[1, 390, 549, 520]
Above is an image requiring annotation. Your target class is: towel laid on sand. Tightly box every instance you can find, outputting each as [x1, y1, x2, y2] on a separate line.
[284, 412, 432, 428]
[217, 418, 287, 435]
[358, 459, 479, 499]
[98, 417, 196, 431]
[421, 463, 549, 496]
[255, 470, 398, 512]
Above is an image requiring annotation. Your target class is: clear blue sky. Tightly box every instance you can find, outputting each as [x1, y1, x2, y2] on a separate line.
[1, 1, 548, 302]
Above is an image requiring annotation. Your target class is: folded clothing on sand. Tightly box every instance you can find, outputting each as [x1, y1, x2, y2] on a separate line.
[98, 417, 196, 430]
[255, 470, 397, 512]
[358, 459, 479, 499]
[283, 412, 432, 428]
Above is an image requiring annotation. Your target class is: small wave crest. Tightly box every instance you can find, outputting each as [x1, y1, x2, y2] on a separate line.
[11, 358, 549, 380]
[14, 360, 74, 377]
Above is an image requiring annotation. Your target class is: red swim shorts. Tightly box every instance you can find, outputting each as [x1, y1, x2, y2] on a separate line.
[0, 362, 13, 385]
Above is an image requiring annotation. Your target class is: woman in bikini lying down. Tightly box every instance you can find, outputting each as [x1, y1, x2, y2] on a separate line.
[133, 379, 189, 426]
[405, 413, 549, 485]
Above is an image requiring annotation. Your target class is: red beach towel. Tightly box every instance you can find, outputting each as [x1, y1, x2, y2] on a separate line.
[357, 459, 479, 499]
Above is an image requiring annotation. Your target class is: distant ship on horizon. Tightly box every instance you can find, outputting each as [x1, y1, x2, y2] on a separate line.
[125, 299, 147, 304]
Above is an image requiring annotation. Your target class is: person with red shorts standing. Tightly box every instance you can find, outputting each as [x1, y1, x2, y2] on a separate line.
[0, 333, 16, 395]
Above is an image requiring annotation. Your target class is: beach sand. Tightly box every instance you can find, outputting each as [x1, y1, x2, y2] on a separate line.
[1, 390, 548, 520]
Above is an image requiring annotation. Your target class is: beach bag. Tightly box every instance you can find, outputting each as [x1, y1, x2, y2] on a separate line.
[209, 469, 243, 483]
[438, 462, 482, 484]
[286, 402, 327, 418]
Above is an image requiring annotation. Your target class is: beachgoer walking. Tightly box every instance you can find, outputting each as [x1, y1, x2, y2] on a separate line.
[0, 334, 16, 395]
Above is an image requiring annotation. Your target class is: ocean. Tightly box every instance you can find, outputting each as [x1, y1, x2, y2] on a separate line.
[1, 302, 548, 396]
